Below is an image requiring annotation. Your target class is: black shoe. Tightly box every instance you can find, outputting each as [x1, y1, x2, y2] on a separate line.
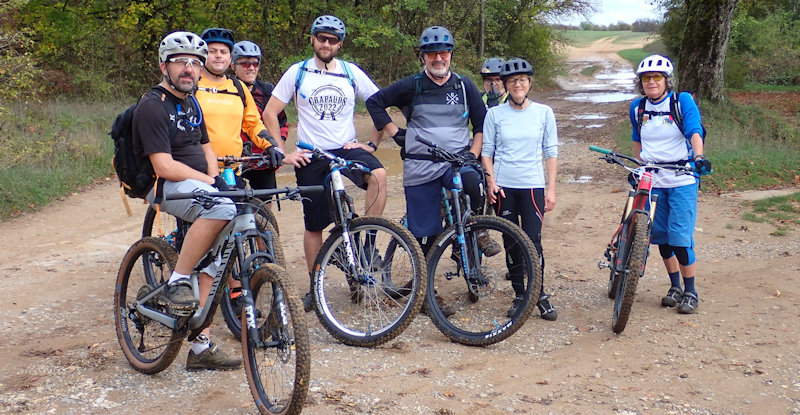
[421, 294, 455, 318]
[537, 294, 557, 321]
[302, 292, 313, 313]
[661, 286, 683, 308]
[677, 292, 698, 314]
[163, 279, 198, 311]
[506, 295, 525, 318]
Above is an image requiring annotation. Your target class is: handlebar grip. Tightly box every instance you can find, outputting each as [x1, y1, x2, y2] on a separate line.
[296, 141, 314, 151]
[297, 185, 325, 194]
[589, 145, 611, 155]
[417, 137, 435, 147]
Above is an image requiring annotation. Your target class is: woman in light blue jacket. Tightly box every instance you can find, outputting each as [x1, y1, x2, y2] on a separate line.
[481, 58, 559, 321]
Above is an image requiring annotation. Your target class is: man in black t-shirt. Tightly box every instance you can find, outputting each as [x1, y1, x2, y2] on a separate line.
[131, 31, 240, 371]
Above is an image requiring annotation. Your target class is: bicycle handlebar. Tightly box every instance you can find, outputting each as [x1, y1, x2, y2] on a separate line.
[417, 138, 480, 167]
[164, 185, 325, 202]
[589, 145, 694, 175]
[296, 141, 371, 173]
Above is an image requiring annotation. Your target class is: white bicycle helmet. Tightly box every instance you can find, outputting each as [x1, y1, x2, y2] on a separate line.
[636, 54, 673, 77]
[232, 41, 262, 63]
[159, 31, 208, 63]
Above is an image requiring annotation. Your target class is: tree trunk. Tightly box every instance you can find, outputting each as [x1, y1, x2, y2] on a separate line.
[677, 0, 739, 102]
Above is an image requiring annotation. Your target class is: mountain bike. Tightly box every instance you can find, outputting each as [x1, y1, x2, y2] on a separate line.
[296, 141, 426, 348]
[114, 185, 321, 415]
[416, 138, 541, 346]
[142, 155, 283, 339]
[590, 145, 695, 333]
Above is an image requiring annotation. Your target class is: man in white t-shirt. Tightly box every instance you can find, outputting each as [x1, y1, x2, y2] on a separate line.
[263, 15, 386, 311]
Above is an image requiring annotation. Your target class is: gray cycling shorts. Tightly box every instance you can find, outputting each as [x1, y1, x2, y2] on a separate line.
[146, 179, 236, 222]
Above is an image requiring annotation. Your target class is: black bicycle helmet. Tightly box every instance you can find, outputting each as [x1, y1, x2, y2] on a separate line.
[311, 15, 347, 41]
[500, 58, 533, 80]
[201, 28, 235, 49]
[481, 57, 505, 78]
[418, 26, 454, 52]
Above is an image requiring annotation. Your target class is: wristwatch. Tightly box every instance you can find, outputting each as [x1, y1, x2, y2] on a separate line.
[365, 141, 378, 151]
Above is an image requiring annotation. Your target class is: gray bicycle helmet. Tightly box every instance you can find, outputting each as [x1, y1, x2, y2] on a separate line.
[418, 26, 454, 52]
[311, 15, 347, 41]
[500, 58, 533, 80]
[201, 27, 235, 49]
[159, 31, 208, 63]
[232, 40, 262, 63]
[481, 57, 505, 78]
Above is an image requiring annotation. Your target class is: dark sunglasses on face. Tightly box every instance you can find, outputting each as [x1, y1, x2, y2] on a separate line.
[314, 34, 342, 45]
[423, 50, 451, 60]
[237, 61, 259, 69]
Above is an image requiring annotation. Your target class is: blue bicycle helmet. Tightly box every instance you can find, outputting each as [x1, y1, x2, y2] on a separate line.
[418, 26, 454, 52]
[311, 15, 347, 41]
[500, 58, 533, 80]
[201, 27, 235, 49]
[231, 41, 262, 63]
[481, 57, 505, 78]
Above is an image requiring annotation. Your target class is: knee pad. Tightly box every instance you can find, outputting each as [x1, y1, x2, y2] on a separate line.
[658, 244, 675, 260]
[673, 246, 695, 266]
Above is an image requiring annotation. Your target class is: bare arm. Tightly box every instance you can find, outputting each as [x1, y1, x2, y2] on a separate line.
[149, 152, 215, 184]
[262, 96, 288, 153]
[469, 133, 483, 157]
[481, 154, 503, 205]
[690, 133, 704, 157]
[633, 141, 642, 159]
[545, 157, 557, 212]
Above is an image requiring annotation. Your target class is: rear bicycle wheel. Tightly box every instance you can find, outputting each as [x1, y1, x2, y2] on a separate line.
[611, 211, 649, 334]
[242, 264, 310, 415]
[313, 216, 426, 347]
[142, 206, 188, 253]
[114, 237, 184, 374]
[425, 215, 540, 346]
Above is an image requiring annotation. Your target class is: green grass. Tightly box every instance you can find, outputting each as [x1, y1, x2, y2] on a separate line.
[0, 99, 119, 219]
[580, 65, 599, 76]
[563, 30, 652, 47]
[618, 40, 670, 68]
[741, 192, 800, 235]
[729, 83, 800, 93]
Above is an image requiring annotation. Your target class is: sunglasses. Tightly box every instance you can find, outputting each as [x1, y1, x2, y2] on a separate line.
[423, 50, 451, 60]
[641, 74, 664, 83]
[237, 61, 259, 69]
[168, 57, 204, 69]
[314, 34, 342, 45]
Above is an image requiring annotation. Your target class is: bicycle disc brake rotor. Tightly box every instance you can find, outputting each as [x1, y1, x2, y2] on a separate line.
[467, 265, 498, 297]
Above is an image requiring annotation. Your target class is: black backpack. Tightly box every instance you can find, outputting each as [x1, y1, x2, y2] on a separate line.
[109, 91, 173, 199]
[636, 91, 707, 151]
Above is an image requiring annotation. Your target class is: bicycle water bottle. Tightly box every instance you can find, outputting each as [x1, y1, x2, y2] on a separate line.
[221, 167, 236, 186]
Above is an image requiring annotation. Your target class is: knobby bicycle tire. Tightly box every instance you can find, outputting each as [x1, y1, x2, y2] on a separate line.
[221, 222, 284, 339]
[312, 216, 426, 347]
[607, 233, 622, 299]
[242, 264, 310, 415]
[114, 237, 183, 374]
[425, 215, 541, 346]
[612, 211, 649, 334]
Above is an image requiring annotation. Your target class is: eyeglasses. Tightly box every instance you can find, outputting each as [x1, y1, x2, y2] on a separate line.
[507, 77, 530, 86]
[641, 74, 664, 83]
[314, 34, 342, 45]
[485, 78, 503, 85]
[236, 61, 259, 69]
[168, 57, 204, 69]
[423, 50, 451, 60]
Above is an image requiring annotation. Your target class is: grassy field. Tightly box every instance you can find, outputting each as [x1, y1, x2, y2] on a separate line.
[563, 30, 654, 47]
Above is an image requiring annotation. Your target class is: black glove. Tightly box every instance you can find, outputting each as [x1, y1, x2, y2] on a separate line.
[627, 172, 638, 189]
[459, 149, 478, 162]
[212, 176, 231, 191]
[265, 146, 285, 169]
[692, 156, 713, 176]
[392, 128, 406, 147]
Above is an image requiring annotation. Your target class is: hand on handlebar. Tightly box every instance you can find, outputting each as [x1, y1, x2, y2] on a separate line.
[692, 157, 713, 176]
[283, 149, 312, 168]
[212, 175, 231, 191]
[265, 146, 285, 169]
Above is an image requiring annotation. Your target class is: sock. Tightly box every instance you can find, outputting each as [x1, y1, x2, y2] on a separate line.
[683, 276, 696, 296]
[190, 334, 210, 355]
[668, 271, 681, 289]
[168, 271, 191, 285]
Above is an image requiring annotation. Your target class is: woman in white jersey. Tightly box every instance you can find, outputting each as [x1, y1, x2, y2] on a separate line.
[629, 55, 712, 314]
[481, 58, 559, 321]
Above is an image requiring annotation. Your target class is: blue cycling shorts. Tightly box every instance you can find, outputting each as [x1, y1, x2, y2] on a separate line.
[650, 182, 698, 247]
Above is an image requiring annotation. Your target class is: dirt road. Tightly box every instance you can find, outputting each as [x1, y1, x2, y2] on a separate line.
[1, 37, 799, 415]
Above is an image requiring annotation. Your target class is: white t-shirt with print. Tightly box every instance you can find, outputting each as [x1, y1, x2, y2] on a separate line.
[272, 58, 379, 150]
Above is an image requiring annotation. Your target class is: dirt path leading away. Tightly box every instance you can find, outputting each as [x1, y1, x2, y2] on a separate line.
[1, 37, 799, 415]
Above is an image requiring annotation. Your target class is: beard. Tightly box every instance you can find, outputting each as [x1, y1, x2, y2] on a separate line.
[428, 65, 449, 78]
[168, 72, 197, 93]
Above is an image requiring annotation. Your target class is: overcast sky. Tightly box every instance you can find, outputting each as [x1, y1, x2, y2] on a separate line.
[560, 0, 664, 26]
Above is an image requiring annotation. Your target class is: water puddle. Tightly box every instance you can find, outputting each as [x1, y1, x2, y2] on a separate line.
[585, 124, 605, 128]
[567, 175, 594, 184]
[572, 114, 609, 120]
[565, 92, 638, 103]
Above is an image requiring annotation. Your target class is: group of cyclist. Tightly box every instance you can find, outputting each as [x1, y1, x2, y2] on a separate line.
[130, 14, 708, 372]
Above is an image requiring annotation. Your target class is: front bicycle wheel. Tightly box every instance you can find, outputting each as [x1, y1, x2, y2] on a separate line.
[142, 206, 188, 253]
[607, 235, 621, 299]
[313, 216, 426, 347]
[426, 215, 541, 346]
[612, 211, 649, 334]
[114, 237, 184, 374]
[242, 264, 310, 415]
[221, 223, 283, 339]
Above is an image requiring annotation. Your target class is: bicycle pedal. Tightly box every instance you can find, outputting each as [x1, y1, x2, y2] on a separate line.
[597, 260, 610, 270]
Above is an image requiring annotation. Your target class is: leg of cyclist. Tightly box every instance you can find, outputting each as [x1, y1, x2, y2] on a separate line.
[458, 166, 501, 256]
[516, 188, 556, 321]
